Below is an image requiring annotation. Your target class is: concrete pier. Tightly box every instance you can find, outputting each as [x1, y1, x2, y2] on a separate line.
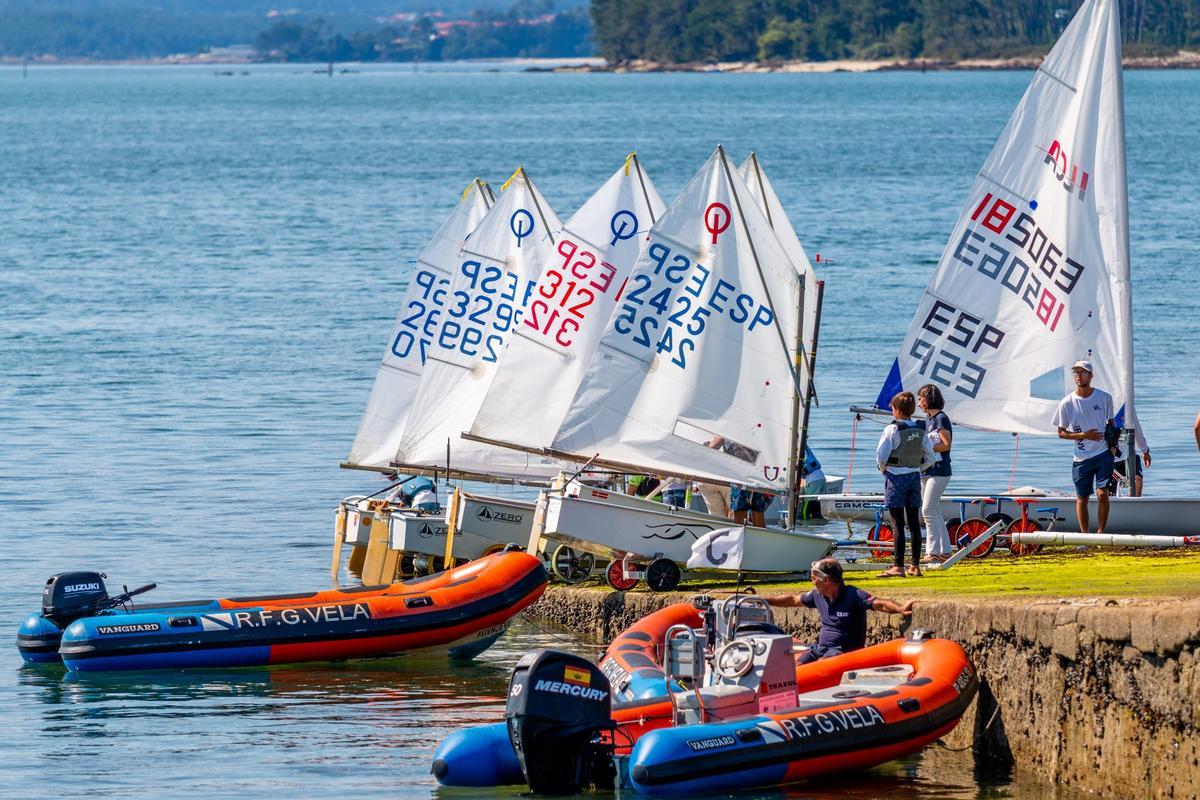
[529, 588, 1200, 799]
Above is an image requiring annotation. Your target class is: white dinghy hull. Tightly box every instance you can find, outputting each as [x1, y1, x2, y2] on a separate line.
[544, 491, 834, 572]
[819, 494, 1200, 537]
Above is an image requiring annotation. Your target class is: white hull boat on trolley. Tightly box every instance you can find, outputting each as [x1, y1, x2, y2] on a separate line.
[540, 485, 834, 590]
[819, 493, 1200, 538]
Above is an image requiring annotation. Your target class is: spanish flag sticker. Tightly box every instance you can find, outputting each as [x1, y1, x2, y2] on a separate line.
[563, 665, 591, 687]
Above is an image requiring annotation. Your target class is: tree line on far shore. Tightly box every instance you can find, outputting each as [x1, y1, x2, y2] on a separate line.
[591, 0, 1200, 64]
[256, 2, 592, 62]
[0, 0, 591, 62]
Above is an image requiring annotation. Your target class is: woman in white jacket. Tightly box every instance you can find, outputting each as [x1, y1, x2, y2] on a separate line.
[917, 384, 953, 564]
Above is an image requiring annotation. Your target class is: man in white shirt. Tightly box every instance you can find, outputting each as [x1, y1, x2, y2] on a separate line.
[1051, 360, 1114, 533]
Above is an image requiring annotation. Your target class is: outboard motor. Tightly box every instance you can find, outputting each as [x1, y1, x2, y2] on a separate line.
[18, 573, 158, 664]
[42, 572, 111, 627]
[505, 648, 614, 794]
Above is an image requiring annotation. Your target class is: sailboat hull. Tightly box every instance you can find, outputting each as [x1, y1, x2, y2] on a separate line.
[544, 492, 834, 572]
[819, 494, 1200, 537]
[341, 494, 537, 560]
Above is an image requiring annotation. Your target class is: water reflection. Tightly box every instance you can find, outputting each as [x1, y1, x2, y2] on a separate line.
[13, 619, 1073, 800]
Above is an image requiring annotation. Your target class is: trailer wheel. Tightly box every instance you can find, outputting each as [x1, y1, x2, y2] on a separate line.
[866, 523, 894, 559]
[1006, 519, 1043, 556]
[605, 559, 639, 591]
[645, 558, 682, 592]
[954, 518, 996, 558]
[551, 545, 595, 584]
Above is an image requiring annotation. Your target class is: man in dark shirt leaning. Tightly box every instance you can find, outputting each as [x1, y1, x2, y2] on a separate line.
[766, 557, 914, 663]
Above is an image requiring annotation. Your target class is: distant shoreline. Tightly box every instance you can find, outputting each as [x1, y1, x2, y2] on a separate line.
[552, 50, 1200, 73]
[4, 51, 1198, 72]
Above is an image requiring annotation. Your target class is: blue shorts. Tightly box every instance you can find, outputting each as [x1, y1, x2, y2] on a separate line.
[661, 488, 686, 508]
[731, 486, 771, 513]
[883, 471, 921, 508]
[1072, 450, 1114, 497]
[798, 643, 846, 664]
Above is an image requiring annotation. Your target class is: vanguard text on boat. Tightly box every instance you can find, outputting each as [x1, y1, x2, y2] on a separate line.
[819, 0, 1199, 537]
[16, 549, 547, 671]
[431, 594, 977, 794]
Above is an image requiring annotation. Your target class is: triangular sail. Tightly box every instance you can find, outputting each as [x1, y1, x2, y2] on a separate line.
[346, 179, 494, 468]
[548, 146, 803, 490]
[393, 168, 566, 478]
[468, 155, 666, 451]
[877, 0, 1139, 443]
[737, 153, 821, 394]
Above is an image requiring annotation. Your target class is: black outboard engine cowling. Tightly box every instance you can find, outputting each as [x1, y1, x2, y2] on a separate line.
[42, 572, 110, 627]
[505, 648, 614, 794]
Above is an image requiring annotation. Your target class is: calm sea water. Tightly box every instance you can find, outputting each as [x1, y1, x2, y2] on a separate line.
[2, 62, 1194, 798]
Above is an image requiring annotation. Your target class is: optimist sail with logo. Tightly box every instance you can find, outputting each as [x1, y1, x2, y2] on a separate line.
[874, 0, 1142, 445]
[392, 167, 566, 481]
[467, 154, 667, 452]
[546, 145, 811, 491]
[345, 179, 495, 471]
[474, 146, 834, 587]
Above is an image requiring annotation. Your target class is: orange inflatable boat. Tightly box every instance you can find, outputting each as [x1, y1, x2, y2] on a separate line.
[31, 549, 547, 671]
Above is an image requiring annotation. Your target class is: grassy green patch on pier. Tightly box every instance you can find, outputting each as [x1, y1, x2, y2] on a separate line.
[609, 547, 1200, 600]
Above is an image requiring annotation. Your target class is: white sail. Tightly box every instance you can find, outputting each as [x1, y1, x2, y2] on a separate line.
[737, 153, 821, 394]
[877, 0, 1140, 445]
[393, 168, 566, 477]
[468, 155, 666, 451]
[549, 146, 803, 490]
[346, 179, 494, 468]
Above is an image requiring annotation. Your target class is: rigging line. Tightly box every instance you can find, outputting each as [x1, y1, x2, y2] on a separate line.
[519, 165, 557, 246]
[747, 152, 774, 230]
[716, 145, 803, 398]
[631, 152, 658, 226]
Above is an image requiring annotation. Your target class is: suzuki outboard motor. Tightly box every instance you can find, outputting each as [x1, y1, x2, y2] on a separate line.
[17, 572, 111, 663]
[505, 648, 614, 794]
[18, 572, 157, 664]
[42, 572, 112, 627]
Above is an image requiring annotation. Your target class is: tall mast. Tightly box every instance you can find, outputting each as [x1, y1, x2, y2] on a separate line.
[794, 279, 825, 524]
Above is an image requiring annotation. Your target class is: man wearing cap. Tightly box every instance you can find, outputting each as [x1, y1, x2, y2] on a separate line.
[767, 558, 914, 663]
[1051, 360, 1115, 533]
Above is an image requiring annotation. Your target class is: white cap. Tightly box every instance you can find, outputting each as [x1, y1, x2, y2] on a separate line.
[1072, 360, 1094, 373]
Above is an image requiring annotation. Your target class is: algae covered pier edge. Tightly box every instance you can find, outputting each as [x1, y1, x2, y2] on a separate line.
[530, 587, 1200, 799]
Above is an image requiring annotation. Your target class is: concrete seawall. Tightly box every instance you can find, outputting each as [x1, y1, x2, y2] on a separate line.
[529, 588, 1200, 799]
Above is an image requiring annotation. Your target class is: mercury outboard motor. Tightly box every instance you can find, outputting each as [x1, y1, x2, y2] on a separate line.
[505, 649, 614, 794]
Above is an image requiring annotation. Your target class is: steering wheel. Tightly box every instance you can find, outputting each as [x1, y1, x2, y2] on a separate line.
[713, 640, 755, 679]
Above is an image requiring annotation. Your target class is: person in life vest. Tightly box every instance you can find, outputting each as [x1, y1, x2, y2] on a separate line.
[875, 392, 936, 577]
